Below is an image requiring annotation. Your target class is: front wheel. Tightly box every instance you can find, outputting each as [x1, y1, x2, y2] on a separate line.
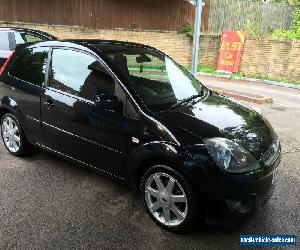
[140, 165, 199, 232]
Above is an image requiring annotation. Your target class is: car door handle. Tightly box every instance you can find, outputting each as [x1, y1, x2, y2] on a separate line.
[42, 99, 55, 109]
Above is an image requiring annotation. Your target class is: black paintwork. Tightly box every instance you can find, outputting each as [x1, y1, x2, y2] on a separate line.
[0, 40, 281, 219]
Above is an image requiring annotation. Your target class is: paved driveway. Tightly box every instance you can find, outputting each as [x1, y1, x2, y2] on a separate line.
[0, 79, 299, 249]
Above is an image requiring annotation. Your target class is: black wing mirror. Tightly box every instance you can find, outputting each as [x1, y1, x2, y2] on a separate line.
[94, 92, 122, 112]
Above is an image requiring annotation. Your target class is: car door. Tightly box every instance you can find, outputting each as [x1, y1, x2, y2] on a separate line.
[41, 47, 141, 177]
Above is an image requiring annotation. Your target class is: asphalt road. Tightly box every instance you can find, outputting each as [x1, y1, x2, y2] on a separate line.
[0, 79, 299, 249]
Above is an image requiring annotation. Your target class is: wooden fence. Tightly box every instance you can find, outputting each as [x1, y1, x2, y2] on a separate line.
[208, 0, 295, 34]
[0, 0, 294, 33]
[0, 0, 198, 31]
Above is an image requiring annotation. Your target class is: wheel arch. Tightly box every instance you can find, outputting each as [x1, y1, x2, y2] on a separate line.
[0, 105, 15, 120]
[0, 102, 30, 145]
[126, 141, 187, 190]
[0, 97, 27, 128]
[0, 105, 33, 156]
[133, 157, 176, 190]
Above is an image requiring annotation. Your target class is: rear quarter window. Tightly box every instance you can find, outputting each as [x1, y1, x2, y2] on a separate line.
[0, 32, 10, 50]
[9, 47, 49, 86]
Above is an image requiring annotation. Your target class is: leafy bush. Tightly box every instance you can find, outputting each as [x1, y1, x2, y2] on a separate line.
[244, 20, 263, 38]
[178, 22, 194, 38]
[272, 9, 300, 39]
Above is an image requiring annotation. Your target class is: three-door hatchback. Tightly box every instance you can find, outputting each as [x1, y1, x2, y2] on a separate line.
[0, 40, 281, 232]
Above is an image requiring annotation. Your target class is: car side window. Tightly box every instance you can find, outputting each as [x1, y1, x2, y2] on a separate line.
[50, 48, 115, 101]
[9, 47, 49, 86]
[0, 32, 10, 50]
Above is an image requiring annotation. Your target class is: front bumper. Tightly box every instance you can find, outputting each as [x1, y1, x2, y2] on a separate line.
[196, 154, 281, 224]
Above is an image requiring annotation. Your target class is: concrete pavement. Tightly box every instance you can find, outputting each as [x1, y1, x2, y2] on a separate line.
[199, 76, 300, 109]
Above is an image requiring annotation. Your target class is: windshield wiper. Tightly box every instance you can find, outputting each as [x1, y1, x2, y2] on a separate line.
[171, 94, 202, 109]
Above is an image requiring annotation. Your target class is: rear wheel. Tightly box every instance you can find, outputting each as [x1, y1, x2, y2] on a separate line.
[140, 165, 199, 232]
[1, 113, 32, 156]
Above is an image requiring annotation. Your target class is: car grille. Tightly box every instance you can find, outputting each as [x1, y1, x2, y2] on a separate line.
[261, 136, 280, 165]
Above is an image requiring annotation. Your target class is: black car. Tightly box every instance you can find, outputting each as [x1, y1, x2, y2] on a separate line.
[0, 27, 56, 67]
[0, 40, 281, 232]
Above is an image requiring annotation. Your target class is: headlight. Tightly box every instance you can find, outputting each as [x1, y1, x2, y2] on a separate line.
[204, 138, 260, 173]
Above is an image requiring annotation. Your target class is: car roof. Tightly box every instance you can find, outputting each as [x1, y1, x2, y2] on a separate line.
[65, 39, 158, 50]
[25, 39, 163, 56]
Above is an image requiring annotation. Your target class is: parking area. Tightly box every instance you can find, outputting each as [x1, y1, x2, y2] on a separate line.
[0, 80, 299, 249]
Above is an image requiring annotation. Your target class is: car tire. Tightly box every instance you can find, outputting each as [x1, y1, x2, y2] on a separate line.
[0, 113, 32, 156]
[140, 165, 199, 233]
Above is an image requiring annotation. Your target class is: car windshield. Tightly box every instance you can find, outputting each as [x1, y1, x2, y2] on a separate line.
[100, 47, 204, 111]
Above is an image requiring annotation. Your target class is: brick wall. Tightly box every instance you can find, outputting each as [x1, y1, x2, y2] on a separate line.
[0, 22, 299, 82]
[0, 22, 193, 65]
[198, 34, 220, 69]
[240, 39, 300, 81]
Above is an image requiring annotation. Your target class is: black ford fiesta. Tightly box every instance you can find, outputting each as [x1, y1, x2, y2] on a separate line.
[0, 40, 281, 232]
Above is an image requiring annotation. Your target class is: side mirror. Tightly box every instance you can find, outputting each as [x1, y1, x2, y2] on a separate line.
[94, 92, 122, 112]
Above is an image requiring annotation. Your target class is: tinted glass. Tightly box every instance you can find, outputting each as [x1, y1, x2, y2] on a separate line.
[50, 49, 115, 100]
[10, 47, 48, 86]
[101, 47, 203, 111]
[0, 32, 10, 50]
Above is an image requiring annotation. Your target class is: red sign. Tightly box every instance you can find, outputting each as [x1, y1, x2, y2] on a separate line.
[216, 31, 246, 73]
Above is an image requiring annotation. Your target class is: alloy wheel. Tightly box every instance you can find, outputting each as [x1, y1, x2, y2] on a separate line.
[144, 172, 188, 226]
[1, 116, 21, 153]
